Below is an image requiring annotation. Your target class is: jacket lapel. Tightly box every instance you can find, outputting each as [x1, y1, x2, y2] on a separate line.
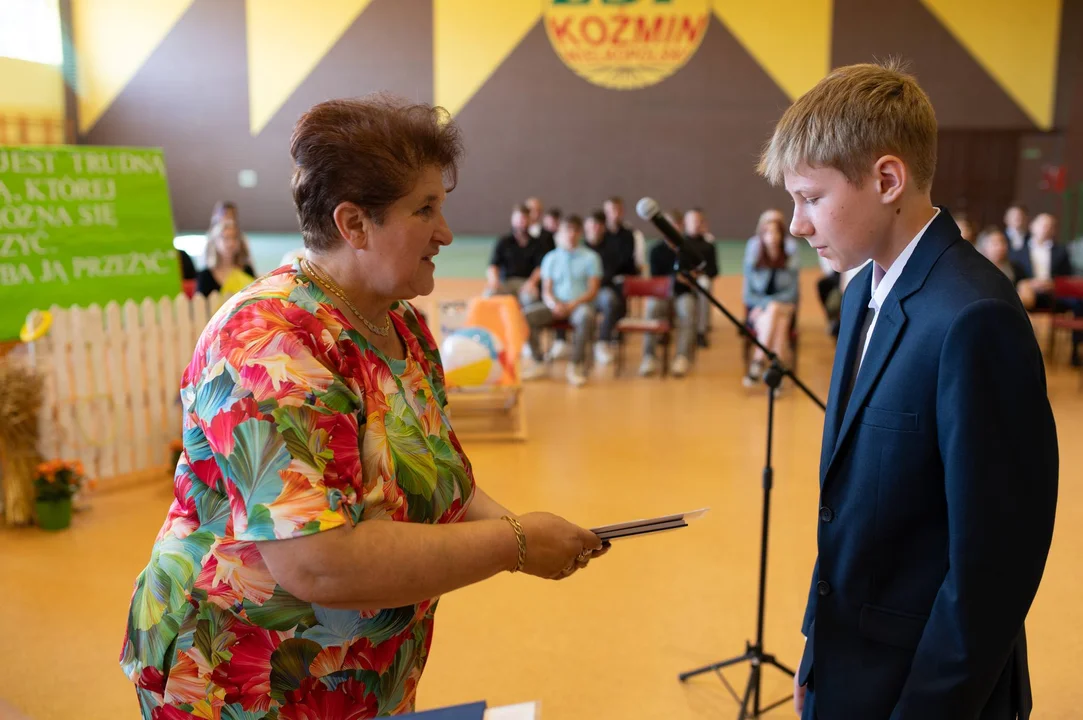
[822, 207, 961, 482]
[819, 268, 872, 482]
[826, 296, 907, 474]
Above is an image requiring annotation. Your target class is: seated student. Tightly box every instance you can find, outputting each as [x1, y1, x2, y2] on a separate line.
[196, 219, 255, 296]
[742, 217, 799, 387]
[178, 249, 197, 281]
[977, 227, 1031, 296]
[603, 196, 646, 276]
[525, 196, 544, 239]
[1011, 212, 1081, 364]
[1003, 203, 1030, 252]
[538, 207, 560, 254]
[639, 239, 696, 378]
[584, 209, 636, 365]
[816, 254, 842, 338]
[485, 204, 546, 305]
[745, 208, 802, 263]
[523, 215, 601, 387]
[682, 208, 720, 347]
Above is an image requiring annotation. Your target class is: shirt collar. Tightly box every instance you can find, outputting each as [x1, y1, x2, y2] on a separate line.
[870, 208, 940, 312]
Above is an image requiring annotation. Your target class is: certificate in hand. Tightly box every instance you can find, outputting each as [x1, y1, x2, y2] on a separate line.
[591, 508, 709, 541]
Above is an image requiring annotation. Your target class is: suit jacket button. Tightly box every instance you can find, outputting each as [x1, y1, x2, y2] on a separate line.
[817, 581, 832, 596]
[819, 506, 835, 523]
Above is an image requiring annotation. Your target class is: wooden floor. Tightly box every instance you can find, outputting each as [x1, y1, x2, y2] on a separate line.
[1, 273, 1081, 719]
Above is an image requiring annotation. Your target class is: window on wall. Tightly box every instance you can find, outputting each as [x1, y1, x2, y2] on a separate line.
[0, 0, 62, 65]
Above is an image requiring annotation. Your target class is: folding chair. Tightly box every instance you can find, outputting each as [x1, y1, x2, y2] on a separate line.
[614, 277, 674, 377]
[1052, 277, 1083, 390]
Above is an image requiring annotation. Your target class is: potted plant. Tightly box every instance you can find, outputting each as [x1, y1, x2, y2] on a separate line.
[33, 460, 94, 531]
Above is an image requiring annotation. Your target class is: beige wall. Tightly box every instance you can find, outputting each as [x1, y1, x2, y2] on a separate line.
[0, 56, 65, 144]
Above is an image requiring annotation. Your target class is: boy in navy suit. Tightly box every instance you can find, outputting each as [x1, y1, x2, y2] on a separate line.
[758, 61, 1058, 719]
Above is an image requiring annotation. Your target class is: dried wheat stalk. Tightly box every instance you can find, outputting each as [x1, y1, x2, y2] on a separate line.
[0, 359, 44, 525]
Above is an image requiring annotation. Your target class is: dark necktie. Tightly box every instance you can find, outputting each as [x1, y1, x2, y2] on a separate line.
[841, 305, 875, 410]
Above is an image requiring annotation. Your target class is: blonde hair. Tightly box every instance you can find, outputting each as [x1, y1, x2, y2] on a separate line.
[757, 59, 937, 191]
[204, 220, 252, 270]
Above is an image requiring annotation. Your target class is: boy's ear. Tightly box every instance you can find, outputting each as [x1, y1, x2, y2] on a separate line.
[873, 155, 907, 205]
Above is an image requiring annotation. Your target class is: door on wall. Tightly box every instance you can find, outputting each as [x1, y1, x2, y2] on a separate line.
[933, 130, 1021, 232]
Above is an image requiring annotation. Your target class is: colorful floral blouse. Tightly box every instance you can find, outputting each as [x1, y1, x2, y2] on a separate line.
[120, 263, 476, 719]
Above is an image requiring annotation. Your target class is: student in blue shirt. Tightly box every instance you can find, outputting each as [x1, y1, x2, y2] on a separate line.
[523, 215, 602, 386]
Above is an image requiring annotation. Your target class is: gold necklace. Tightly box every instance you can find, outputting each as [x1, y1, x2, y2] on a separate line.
[301, 258, 391, 337]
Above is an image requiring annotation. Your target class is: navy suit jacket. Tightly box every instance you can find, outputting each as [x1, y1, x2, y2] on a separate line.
[798, 210, 1058, 719]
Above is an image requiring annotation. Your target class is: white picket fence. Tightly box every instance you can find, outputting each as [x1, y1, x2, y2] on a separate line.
[27, 291, 225, 482]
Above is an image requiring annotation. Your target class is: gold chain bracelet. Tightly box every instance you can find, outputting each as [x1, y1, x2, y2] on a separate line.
[502, 515, 527, 573]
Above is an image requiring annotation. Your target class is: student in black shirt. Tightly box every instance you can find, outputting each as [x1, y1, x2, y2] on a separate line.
[682, 209, 720, 347]
[178, 250, 197, 280]
[603, 196, 645, 276]
[485, 204, 546, 305]
[538, 208, 560, 254]
[584, 210, 633, 365]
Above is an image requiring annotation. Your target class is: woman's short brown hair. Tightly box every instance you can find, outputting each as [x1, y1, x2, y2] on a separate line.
[290, 94, 464, 251]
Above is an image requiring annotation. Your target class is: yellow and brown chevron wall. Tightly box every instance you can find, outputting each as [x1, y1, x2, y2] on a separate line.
[71, 0, 1080, 235]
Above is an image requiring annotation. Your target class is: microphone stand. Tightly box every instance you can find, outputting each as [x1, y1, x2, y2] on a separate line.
[671, 240, 826, 719]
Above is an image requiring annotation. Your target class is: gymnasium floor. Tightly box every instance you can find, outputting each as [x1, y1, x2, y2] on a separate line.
[1, 272, 1081, 719]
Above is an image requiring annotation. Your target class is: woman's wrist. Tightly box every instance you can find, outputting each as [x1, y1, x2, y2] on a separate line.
[500, 515, 527, 573]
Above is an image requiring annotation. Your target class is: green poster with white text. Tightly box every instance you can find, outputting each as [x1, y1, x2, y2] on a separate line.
[0, 145, 180, 341]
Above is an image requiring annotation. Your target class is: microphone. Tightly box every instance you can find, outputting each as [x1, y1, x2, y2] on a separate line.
[636, 197, 706, 272]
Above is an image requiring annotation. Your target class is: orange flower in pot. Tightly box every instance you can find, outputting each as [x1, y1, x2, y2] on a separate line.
[32, 460, 91, 531]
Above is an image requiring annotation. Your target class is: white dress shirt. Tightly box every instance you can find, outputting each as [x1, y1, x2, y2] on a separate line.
[859, 209, 941, 369]
[1029, 238, 1054, 282]
[1006, 227, 1027, 252]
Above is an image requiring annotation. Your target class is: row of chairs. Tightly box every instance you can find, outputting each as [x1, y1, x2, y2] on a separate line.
[548, 276, 800, 378]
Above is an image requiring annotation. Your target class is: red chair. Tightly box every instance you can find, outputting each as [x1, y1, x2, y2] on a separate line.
[615, 277, 674, 377]
[182, 279, 196, 298]
[1052, 277, 1083, 388]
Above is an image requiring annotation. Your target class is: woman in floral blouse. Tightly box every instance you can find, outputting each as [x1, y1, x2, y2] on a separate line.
[121, 95, 605, 719]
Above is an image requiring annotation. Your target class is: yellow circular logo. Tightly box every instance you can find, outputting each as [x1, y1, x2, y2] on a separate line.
[545, 0, 711, 90]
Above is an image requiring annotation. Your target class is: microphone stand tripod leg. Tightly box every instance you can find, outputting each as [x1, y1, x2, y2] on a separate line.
[675, 272, 817, 718]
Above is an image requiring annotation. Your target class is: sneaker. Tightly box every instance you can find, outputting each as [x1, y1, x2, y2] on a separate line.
[638, 356, 658, 377]
[672, 355, 690, 377]
[594, 341, 614, 366]
[566, 363, 587, 387]
[743, 360, 763, 388]
[547, 339, 568, 361]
